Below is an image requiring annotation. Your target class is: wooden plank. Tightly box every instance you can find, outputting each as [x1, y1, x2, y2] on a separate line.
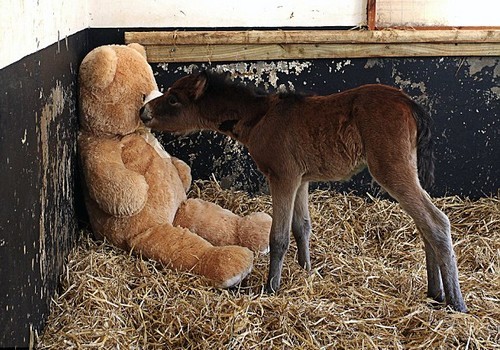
[126, 29, 500, 45]
[380, 26, 500, 31]
[144, 43, 500, 62]
[367, 0, 377, 30]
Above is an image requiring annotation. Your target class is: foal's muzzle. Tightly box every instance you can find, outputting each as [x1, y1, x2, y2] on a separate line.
[140, 105, 152, 123]
[140, 90, 163, 123]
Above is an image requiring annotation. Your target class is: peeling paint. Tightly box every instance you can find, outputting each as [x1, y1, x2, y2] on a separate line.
[34, 79, 77, 306]
[162, 60, 313, 90]
[465, 58, 500, 100]
[364, 59, 384, 69]
[38, 81, 66, 289]
[393, 75, 427, 94]
[21, 129, 27, 144]
[334, 59, 352, 72]
[466, 57, 498, 76]
[490, 87, 500, 100]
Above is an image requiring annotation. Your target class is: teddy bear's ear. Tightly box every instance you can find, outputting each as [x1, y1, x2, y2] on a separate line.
[127, 43, 147, 60]
[79, 46, 117, 90]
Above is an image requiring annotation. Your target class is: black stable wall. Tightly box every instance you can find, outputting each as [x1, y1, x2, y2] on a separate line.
[151, 57, 499, 198]
[0, 31, 88, 347]
[0, 27, 498, 347]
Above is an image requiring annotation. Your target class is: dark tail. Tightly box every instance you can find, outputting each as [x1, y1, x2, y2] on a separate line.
[410, 101, 435, 189]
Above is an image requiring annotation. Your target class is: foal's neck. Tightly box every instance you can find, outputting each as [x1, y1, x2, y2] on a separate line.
[209, 93, 270, 144]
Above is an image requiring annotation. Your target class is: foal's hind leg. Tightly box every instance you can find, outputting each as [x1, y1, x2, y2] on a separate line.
[405, 192, 466, 311]
[292, 182, 312, 270]
[423, 237, 444, 302]
[385, 185, 465, 311]
[369, 165, 466, 312]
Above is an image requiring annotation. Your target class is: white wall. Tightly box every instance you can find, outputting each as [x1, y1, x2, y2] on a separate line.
[1, 0, 498, 69]
[377, 0, 499, 27]
[88, 0, 366, 28]
[1, 0, 365, 69]
[0, 0, 88, 69]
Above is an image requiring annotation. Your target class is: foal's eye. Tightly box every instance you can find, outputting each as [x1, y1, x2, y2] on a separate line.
[168, 94, 179, 106]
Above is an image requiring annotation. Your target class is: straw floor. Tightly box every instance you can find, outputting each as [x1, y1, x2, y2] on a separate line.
[38, 181, 499, 349]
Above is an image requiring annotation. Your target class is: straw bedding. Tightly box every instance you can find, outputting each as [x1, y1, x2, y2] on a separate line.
[38, 181, 499, 349]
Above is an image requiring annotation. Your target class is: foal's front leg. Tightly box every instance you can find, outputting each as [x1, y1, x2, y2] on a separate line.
[292, 182, 311, 270]
[266, 178, 300, 293]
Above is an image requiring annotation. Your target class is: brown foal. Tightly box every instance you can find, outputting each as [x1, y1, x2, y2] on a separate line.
[141, 71, 467, 312]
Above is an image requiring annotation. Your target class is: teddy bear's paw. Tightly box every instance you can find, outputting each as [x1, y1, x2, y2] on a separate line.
[259, 245, 270, 255]
[199, 246, 254, 288]
[237, 212, 272, 254]
[219, 265, 252, 289]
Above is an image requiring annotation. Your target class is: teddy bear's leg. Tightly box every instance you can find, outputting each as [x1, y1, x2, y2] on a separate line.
[173, 198, 271, 254]
[235, 212, 272, 254]
[129, 223, 254, 288]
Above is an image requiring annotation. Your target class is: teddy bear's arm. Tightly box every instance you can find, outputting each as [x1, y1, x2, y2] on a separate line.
[80, 137, 149, 217]
[171, 157, 192, 192]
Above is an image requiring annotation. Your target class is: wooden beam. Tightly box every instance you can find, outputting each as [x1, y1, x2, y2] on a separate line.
[125, 30, 500, 62]
[367, 0, 377, 30]
[126, 29, 500, 45]
[143, 43, 500, 63]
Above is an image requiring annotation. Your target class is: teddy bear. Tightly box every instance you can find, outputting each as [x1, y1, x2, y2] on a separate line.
[78, 43, 272, 288]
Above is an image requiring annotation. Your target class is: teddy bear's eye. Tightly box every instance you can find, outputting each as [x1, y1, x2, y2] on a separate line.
[168, 94, 179, 106]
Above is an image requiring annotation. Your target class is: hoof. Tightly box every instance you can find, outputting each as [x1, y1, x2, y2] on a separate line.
[448, 302, 468, 313]
[428, 291, 445, 303]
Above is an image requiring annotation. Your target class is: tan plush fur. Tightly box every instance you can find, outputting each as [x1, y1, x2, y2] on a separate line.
[78, 44, 271, 288]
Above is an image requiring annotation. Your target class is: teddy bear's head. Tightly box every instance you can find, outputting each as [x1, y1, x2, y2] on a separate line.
[79, 44, 160, 136]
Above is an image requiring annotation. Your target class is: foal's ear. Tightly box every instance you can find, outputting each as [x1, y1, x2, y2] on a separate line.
[193, 71, 208, 100]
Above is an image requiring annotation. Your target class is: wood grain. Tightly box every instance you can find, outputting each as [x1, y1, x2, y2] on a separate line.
[125, 30, 500, 62]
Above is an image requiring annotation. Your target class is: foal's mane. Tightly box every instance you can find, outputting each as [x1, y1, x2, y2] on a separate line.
[203, 71, 268, 98]
[202, 71, 307, 101]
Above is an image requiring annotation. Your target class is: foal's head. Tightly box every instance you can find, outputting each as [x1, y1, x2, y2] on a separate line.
[140, 72, 208, 133]
[140, 71, 266, 134]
